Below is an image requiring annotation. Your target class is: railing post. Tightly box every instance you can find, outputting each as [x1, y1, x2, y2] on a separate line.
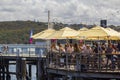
[66, 53, 68, 69]
[79, 53, 82, 72]
[49, 51, 53, 68]
[17, 49, 20, 57]
[98, 53, 101, 72]
[76, 53, 79, 71]
[29, 45, 31, 57]
[46, 52, 49, 68]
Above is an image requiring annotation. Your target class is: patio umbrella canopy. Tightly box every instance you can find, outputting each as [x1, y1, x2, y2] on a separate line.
[78, 26, 120, 40]
[78, 27, 89, 37]
[46, 27, 79, 39]
[78, 27, 88, 31]
[105, 27, 120, 40]
[32, 28, 56, 39]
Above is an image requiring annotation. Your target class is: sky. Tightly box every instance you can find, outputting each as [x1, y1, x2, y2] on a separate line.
[0, 0, 120, 25]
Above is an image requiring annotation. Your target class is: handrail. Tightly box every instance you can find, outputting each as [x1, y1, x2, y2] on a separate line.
[47, 52, 120, 72]
[0, 44, 48, 57]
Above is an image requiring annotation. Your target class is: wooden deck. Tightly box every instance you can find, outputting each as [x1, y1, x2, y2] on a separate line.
[47, 68, 120, 79]
[0, 53, 46, 80]
[46, 52, 120, 79]
[1, 52, 120, 80]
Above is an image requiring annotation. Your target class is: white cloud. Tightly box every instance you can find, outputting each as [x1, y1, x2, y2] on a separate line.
[0, 0, 120, 25]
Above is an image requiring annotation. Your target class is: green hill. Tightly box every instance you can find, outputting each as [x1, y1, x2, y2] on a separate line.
[0, 21, 48, 44]
[0, 21, 119, 44]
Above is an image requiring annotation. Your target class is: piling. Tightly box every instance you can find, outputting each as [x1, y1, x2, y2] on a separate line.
[16, 57, 21, 80]
[28, 64, 32, 80]
[2, 57, 5, 80]
[36, 58, 42, 80]
[0, 56, 3, 80]
[21, 58, 27, 80]
[6, 60, 11, 80]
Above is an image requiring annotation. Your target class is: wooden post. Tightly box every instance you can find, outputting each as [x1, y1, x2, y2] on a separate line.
[66, 53, 68, 69]
[76, 53, 79, 71]
[21, 58, 27, 80]
[0, 57, 3, 80]
[79, 53, 82, 72]
[0, 67, 1, 80]
[16, 58, 21, 80]
[36, 58, 42, 80]
[2, 58, 5, 80]
[1, 65, 5, 80]
[6, 60, 11, 80]
[28, 64, 32, 80]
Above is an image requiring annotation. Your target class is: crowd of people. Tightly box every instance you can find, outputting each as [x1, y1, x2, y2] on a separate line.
[51, 41, 120, 54]
[50, 41, 120, 69]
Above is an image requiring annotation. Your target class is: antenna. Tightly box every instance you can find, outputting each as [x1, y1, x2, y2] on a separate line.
[48, 10, 50, 29]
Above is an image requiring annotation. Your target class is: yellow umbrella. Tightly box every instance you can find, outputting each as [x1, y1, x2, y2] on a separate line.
[75, 27, 89, 40]
[78, 27, 89, 37]
[106, 27, 119, 34]
[32, 28, 56, 39]
[105, 27, 120, 40]
[78, 26, 118, 40]
[46, 27, 79, 39]
[78, 27, 88, 31]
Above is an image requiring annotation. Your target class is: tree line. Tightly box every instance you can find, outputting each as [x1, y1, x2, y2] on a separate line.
[0, 21, 119, 44]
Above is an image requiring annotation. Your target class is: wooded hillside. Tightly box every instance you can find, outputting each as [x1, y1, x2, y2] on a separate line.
[0, 21, 48, 44]
[0, 21, 119, 44]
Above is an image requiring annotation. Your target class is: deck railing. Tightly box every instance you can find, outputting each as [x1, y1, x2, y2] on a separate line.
[47, 52, 120, 72]
[0, 44, 48, 57]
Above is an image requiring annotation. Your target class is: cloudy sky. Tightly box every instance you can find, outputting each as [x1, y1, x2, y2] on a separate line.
[0, 0, 120, 25]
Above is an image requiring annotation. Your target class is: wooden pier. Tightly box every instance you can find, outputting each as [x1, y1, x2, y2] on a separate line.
[0, 52, 120, 80]
[46, 52, 120, 80]
[0, 54, 46, 80]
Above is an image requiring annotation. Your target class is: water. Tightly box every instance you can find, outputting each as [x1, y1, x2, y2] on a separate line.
[9, 65, 36, 80]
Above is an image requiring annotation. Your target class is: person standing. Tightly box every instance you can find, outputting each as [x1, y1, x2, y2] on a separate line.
[2, 45, 9, 54]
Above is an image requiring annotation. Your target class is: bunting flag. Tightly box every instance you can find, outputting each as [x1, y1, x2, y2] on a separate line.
[29, 29, 33, 44]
